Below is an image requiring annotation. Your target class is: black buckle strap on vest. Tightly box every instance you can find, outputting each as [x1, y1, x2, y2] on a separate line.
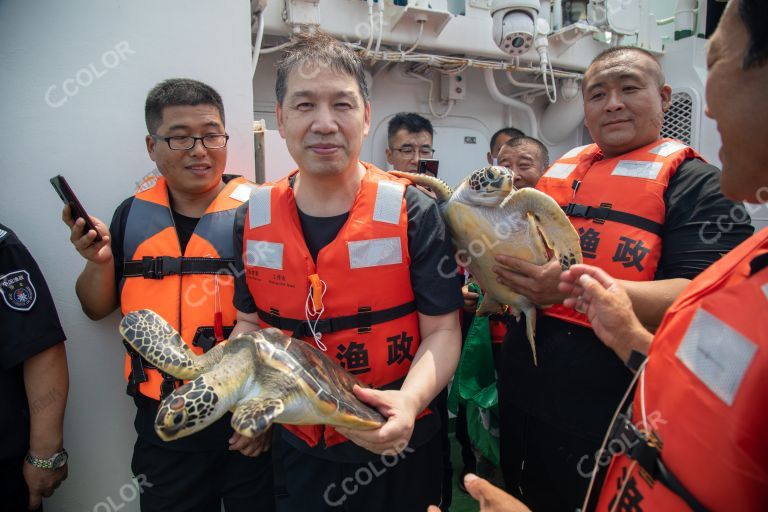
[160, 373, 181, 400]
[563, 203, 664, 236]
[123, 256, 236, 280]
[122, 340, 181, 400]
[610, 414, 710, 512]
[123, 340, 148, 397]
[256, 301, 417, 339]
[192, 325, 235, 353]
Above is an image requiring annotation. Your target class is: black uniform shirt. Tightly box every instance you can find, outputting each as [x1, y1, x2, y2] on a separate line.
[0, 224, 66, 459]
[232, 181, 464, 462]
[108, 176, 240, 451]
[500, 158, 756, 441]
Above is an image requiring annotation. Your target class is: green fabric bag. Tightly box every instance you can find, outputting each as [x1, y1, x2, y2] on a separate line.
[448, 283, 500, 466]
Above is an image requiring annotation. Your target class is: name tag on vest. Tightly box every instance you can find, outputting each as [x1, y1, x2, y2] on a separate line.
[611, 160, 663, 180]
[246, 240, 283, 270]
[543, 163, 577, 180]
[675, 309, 757, 406]
[348, 237, 402, 269]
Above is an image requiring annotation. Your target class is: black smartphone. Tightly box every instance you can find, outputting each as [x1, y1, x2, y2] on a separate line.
[50, 175, 103, 242]
[417, 159, 439, 177]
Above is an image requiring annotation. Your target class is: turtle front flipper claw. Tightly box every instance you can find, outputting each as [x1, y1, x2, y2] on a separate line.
[231, 398, 285, 438]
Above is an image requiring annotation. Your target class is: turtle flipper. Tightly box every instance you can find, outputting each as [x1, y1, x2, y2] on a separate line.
[388, 170, 454, 202]
[500, 188, 582, 271]
[119, 309, 216, 379]
[231, 398, 285, 438]
[521, 305, 538, 366]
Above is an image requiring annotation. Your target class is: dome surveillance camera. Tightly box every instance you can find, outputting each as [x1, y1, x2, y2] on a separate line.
[490, 0, 541, 55]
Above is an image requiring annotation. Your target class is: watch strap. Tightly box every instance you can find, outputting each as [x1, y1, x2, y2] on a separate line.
[25, 448, 67, 469]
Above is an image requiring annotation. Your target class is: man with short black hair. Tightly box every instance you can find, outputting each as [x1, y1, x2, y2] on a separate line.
[493, 46, 754, 510]
[233, 31, 462, 512]
[487, 127, 525, 165]
[63, 78, 274, 512]
[386, 112, 435, 173]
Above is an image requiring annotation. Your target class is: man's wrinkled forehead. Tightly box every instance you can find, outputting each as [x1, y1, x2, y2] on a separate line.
[583, 53, 663, 91]
[500, 142, 544, 166]
[285, 61, 366, 102]
[500, 143, 533, 160]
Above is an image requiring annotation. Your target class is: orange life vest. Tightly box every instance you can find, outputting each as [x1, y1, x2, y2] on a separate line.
[243, 163, 424, 448]
[120, 175, 253, 400]
[595, 228, 768, 512]
[536, 138, 701, 328]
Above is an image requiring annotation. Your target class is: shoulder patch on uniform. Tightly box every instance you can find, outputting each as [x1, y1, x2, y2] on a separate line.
[0, 270, 37, 311]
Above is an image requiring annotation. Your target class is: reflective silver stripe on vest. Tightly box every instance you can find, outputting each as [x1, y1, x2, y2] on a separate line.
[229, 182, 256, 202]
[123, 198, 174, 261]
[543, 163, 577, 180]
[348, 237, 402, 269]
[649, 140, 687, 157]
[611, 160, 664, 180]
[246, 240, 284, 270]
[675, 308, 757, 406]
[560, 144, 590, 159]
[249, 186, 272, 228]
[762, 283, 768, 300]
[373, 181, 405, 225]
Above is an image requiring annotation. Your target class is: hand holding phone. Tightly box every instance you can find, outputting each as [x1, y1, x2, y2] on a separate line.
[51, 175, 103, 243]
[417, 159, 439, 178]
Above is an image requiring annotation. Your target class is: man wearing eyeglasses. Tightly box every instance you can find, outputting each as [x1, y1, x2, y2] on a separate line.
[386, 113, 435, 173]
[62, 78, 274, 512]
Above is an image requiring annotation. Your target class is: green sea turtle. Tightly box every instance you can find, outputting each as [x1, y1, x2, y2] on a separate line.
[119, 309, 386, 441]
[392, 167, 582, 364]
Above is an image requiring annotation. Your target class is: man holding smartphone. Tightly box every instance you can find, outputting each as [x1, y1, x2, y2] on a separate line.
[386, 112, 436, 174]
[61, 79, 273, 512]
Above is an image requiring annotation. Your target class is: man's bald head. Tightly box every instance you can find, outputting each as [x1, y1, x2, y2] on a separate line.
[583, 47, 665, 93]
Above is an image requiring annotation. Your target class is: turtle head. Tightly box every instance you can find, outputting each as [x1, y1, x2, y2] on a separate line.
[464, 166, 515, 206]
[155, 378, 222, 441]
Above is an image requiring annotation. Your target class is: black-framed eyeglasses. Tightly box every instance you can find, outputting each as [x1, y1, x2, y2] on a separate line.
[152, 134, 229, 151]
[390, 145, 435, 158]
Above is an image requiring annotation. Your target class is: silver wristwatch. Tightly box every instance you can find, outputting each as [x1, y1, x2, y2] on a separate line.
[25, 449, 68, 469]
